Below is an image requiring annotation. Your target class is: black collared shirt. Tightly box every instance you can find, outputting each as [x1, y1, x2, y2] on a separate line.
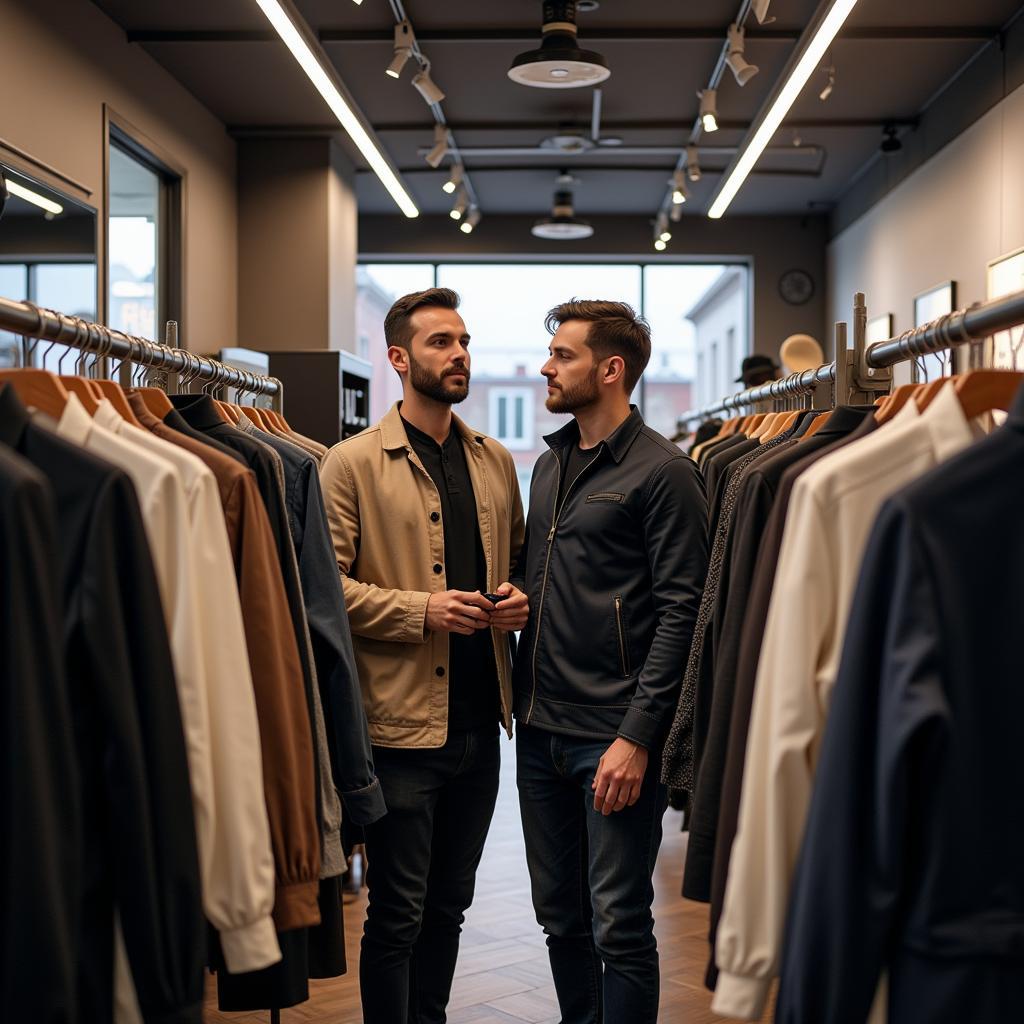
[402, 415, 498, 733]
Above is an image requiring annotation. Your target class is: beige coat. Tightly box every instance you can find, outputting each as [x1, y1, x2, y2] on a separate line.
[321, 403, 525, 748]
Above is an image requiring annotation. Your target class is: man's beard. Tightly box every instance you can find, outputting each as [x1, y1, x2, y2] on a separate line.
[546, 365, 600, 414]
[408, 352, 470, 405]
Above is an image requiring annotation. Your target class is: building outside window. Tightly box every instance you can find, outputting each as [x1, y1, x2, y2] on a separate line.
[489, 386, 534, 450]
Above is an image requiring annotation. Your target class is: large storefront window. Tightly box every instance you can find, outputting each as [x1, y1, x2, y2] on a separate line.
[357, 261, 749, 503]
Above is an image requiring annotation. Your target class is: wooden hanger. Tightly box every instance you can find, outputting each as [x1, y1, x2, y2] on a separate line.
[914, 377, 949, 412]
[954, 368, 1024, 419]
[753, 413, 779, 440]
[130, 386, 174, 419]
[874, 382, 922, 424]
[217, 400, 241, 424]
[800, 411, 829, 439]
[59, 375, 101, 414]
[92, 379, 145, 427]
[0, 368, 70, 419]
[764, 410, 799, 441]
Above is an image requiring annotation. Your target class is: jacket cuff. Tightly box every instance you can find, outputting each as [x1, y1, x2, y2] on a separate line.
[273, 880, 321, 931]
[340, 776, 388, 825]
[219, 915, 282, 974]
[321, 825, 346, 879]
[403, 591, 431, 643]
[617, 705, 662, 749]
[710, 971, 771, 1021]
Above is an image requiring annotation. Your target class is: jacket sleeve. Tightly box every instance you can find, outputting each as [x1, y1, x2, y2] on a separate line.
[617, 456, 709, 750]
[321, 446, 431, 644]
[507, 453, 526, 580]
[712, 482, 833, 1021]
[777, 500, 938, 1024]
[89, 475, 205, 1024]
[187, 473, 279, 972]
[0, 459, 79, 1022]
[229, 474, 321, 932]
[299, 467, 386, 826]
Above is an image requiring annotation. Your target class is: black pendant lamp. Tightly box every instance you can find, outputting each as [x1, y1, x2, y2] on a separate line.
[508, 1, 610, 89]
[532, 176, 594, 239]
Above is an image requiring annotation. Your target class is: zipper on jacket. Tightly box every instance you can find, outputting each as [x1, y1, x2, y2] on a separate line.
[615, 596, 630, 678]
[526, 447, 598, 722]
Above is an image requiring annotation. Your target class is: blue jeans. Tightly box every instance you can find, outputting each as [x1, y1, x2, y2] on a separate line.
[516, 724, 668, 1024]
[360, 727, 500, 1024]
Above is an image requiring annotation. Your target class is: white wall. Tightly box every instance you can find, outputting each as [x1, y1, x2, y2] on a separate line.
[692, 276, 747, 408]
[828, 81, 1024, 370]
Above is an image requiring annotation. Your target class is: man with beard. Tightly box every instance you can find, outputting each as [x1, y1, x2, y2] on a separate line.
[320, 287, 528, 1023]
[510, 300, 708, 1024]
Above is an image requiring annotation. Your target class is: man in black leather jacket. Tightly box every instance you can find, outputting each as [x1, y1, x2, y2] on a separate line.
[510, 299, 709, 1024]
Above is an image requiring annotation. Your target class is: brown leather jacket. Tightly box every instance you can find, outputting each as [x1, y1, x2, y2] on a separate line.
[320, 403, 525, 748]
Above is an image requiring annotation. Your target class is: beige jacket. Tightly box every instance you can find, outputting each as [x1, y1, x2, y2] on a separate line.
[321, 403, 525, 748]
[713, 385, 980, 1021]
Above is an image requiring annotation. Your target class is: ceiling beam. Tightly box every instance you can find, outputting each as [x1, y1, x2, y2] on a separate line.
[389, 164, 825, 178]
[227, 118, 916, 138]
[126, 26, 1001, 44]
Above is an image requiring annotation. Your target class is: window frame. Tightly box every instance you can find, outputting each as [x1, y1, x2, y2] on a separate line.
[488, 385, 535, 450]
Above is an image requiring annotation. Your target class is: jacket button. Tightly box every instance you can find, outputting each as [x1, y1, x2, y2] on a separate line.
[435, 666, 445, 677]
[433, 563, 443, 574]
[430, 512, 440, 522]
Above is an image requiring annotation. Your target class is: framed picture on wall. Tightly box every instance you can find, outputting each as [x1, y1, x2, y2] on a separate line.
[865, 313, 893, 345]
[913, 281, 956, 383]
[987, 247, 1024, 369]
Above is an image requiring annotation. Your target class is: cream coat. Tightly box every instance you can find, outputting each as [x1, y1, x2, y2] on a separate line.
[321, 403, 525, 748]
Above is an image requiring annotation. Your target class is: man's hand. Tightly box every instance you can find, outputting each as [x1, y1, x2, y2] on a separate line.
[489, 582, 529, 632]
[426, 591, 494, 636]
[592, 738, 648, 815]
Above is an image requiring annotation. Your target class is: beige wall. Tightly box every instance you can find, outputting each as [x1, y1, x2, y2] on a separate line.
[828, 81, 1024, 371]
[0, 0, 237, 351]
[238, 138, 358, 353]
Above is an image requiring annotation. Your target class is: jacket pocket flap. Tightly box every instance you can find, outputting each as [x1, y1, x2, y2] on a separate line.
[585, 492, 625, 503]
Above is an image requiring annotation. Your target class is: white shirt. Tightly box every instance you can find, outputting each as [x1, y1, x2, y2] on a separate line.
[713, 385, 982, 1020]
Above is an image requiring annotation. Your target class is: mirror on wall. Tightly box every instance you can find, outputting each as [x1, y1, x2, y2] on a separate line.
[0, 163, 98, 368]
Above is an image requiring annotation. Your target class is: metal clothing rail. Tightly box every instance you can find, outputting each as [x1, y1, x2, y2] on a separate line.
[0, 295, 284, 410]
[677, 286, 1024, 426]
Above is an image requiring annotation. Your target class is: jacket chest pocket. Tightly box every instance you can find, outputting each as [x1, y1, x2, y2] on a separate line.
[614, 596, 631, 678]
[586, 491, 625, 503]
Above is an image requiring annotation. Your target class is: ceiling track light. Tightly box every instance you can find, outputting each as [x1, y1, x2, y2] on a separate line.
[386, 20, 414, 78]
[726, 23, 759, 87]
[460, 207, 481, 233]
[425, 123, 448, 168]
[686, 144, 702, 182]
[449, 188, 469, 220]
[670, 202, 684, 223]
[819, 62, 835, 101]
[412, 59, 445, 104]
[654, 236, 667, 252]
[656, 213, 671, 243]
[509, 0, 610, 89]
[252, 0, 417, 217]
[751, 0, 775, 23]
[708, 0, 860, 220]
[698, 89, 719, 133]
[442, 163, 464, 194]
[671, 169, 689, 205]
[880, 123, 902, 154]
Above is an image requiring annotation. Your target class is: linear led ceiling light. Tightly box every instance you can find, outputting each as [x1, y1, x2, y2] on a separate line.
[709, 0, 859, 219]
[686, 144, 702, 182]
[442, 163, 464, 195]
[253, 0, 418, 217]
[5, 177, 64, 216]
[460, 207, 481, 234]
[387, 20, 414, 78]
[726, 24, 759, 86]
[698, 89, 719, 133]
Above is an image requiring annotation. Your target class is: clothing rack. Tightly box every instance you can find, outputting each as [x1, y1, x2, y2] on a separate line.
[678, 286, 1024, 426]
[0, 295, 285, 411]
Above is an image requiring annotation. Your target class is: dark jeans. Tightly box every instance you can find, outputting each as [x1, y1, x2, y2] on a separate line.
[360, 727, 500, 1024]
[516, 723, 668, 1024]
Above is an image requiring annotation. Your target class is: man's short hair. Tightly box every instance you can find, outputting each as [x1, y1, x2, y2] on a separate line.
[384, 287, 460, 351]
[544, 299, 652, 394]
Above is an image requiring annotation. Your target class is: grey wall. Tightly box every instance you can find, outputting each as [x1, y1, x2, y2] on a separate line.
[828, 79, 1024, 364]
[238, 138, 358, 353]
[360, 213, 828, 362]
[0, 0, 238, 351]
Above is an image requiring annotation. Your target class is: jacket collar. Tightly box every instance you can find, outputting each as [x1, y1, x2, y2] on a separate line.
[380, 401, 484, 452]
[55, 391, 94, 447]
[916, 380, 979, 462]
[169, 393, 227, 432]
[543, 405, 644, 465]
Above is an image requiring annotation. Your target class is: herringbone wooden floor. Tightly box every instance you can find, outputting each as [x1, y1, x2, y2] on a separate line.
[204, 743, 746, 1022]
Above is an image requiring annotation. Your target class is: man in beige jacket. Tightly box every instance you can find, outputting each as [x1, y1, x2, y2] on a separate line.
[320, 287, 527, 1024]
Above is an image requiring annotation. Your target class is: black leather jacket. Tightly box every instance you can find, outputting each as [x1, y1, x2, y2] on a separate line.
[511, 408, 709, 749]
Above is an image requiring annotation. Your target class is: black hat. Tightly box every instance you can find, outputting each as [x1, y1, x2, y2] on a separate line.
[735, 354, 780, 383]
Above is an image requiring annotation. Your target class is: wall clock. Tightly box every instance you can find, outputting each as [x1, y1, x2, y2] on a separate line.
[779, 268, 814, 305]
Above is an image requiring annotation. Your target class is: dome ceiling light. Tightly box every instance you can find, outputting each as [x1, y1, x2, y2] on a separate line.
[509, 1, 610, 90]
[532, 174, 594, 240]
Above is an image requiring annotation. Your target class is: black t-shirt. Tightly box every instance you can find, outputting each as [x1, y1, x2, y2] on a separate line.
[558, 441, 601, 507]
[402, 415, 499, 732]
